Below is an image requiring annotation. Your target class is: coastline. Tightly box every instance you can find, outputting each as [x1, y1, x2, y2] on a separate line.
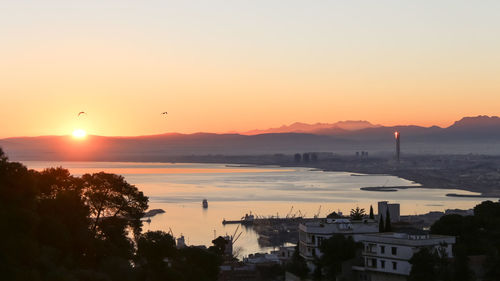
[15, 154, 500, 199]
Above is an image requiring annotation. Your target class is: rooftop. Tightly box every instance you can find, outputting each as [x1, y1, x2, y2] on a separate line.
[300, 218, 378, 235]
[359, 232, 456, 246]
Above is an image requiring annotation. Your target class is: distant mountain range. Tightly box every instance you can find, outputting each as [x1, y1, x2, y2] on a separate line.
[242, 120, 381, 135]
[3, 115, 500, 161]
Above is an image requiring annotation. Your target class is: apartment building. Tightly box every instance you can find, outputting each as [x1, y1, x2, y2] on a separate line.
[298, 218, 378, 270]
[353, 230, 456, 281]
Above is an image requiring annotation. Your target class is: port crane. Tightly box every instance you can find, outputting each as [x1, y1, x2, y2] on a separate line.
[314, 205, 322, 219]
[286, 206, 294, 219]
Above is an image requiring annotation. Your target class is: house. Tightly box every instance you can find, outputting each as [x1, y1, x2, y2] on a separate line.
[353, 230, 455, 281]
[298, 218, 378, 270]
[270, 246, 295, 265]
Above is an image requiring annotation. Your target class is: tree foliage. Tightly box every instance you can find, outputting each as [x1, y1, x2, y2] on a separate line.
[409, 248, 438, 281]
[0, 148, 222, 281]
[82, 172, 148, 235]
[350, 206, 365, 220]
[286, 244, 309, 279]
[384, 209, 392, 232]
[317, 234, 359, 280]
[430, 201, 500, 280]
[378, 215, 384, 232]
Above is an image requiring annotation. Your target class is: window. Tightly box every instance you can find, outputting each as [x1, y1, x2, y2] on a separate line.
[391, 247, 397, 255]
[380, 260, 385, 268]
[317, 236, 324, 246]
[380, 245, 385, 254]
[367, 243, 376, 253]
[392, 261, 397, 270]
[367, 258, 377, 268]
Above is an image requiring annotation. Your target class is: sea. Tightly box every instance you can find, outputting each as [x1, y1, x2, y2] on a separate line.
[22, 161, 495, 257]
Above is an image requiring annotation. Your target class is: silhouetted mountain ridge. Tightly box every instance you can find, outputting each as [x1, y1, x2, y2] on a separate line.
[243, 120, 380, 135]
[2, 115, 500, 160]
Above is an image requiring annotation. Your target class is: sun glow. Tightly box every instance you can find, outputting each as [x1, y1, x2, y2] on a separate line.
[72, 129, 87, 139]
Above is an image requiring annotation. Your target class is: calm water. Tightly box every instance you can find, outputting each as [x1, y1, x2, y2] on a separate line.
[22, 161, 494, 257]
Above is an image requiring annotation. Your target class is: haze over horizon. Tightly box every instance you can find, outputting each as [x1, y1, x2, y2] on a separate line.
[2, 115, 499, 138]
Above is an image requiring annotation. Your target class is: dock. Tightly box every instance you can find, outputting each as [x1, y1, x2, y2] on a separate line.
[222, 219, 253, 225]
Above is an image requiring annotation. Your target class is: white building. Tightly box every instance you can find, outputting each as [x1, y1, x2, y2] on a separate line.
[353, 231, 456, 281]
[298, 218, 378, 270]
[244, 253, 281, 265]
[271, 246, 295, 265]
[176, 235, 186, 248]
[378, 201, 400, 223]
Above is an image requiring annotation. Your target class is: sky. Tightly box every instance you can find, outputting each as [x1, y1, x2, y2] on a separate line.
[1, 0, 500, 138]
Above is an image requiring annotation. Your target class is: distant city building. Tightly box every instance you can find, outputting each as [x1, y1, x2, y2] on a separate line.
[353, 231, 456, 281]
[378, 201, 400, 222]
[223, 235, 234, 257]
[244, 253, 281, 265]
[270, 246, 295, 265]
[298, 218, 378, 270]
[176, 235, 186, 248]
[356, 151, 369, 157]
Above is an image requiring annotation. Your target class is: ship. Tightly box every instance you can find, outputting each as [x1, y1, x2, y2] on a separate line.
[222, 212, 255, 225]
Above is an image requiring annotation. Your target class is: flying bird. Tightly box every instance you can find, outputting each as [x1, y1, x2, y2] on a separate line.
[78, 111, 87, 117]
[162, 112, 168, 115]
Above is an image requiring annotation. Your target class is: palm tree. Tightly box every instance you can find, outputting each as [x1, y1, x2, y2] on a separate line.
[350, 207, 366, 220]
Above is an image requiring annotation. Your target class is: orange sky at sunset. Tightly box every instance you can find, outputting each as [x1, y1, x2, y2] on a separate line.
[2, 1, 500, 138]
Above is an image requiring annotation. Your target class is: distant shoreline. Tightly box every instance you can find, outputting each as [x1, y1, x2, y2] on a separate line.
[15, 155, 500, 199]
[445, 193, 493, 198]
[360, 186, 420, 192]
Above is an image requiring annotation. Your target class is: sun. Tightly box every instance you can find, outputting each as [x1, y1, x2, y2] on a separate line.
[72, 129, 87, 139]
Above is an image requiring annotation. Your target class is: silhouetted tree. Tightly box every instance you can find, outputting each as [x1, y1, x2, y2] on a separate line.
[135, 231, 177, 280]
[429, 201, 500, 280]
[431, 214, 486, 254]
[174, 247, 221, 281]
[350, 206, 365, 220]
[452, 244, 473, 281]
[409, 248, 437, 281]
[485, 249, 500, 281]
[82, 172, 148, 235]
[0, 149, 222, 281]
[0, 149, 38, 280]
[385, 209, 392, 232]
[369, 205, 374, 219]
[379, 216, 385, 232]
[318, 234, 359, 280]
[286, 244, 309, 279]
[474, 200, 500, 219]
